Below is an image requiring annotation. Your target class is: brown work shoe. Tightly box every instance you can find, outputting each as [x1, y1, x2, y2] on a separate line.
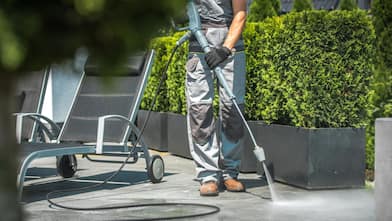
[200, 181, 219, 196]
[224, 179, 245, 192]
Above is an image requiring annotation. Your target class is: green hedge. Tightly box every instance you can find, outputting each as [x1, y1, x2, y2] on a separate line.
[140, 32, 188, 113]
[365, 0, 392, 170]
[245, 11, 375, 128]
[244, 17, 287, 124]
[292, 0, 313, 12]
[339, 0, 358, 10]
[141, 10, 376, 168]
[248, 0, 279, 22]
[143, 10, 375, 129]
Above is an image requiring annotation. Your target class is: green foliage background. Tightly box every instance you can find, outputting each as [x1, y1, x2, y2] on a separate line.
[248, 0, 280, 22]
[246, 11, 375, 129]
[292, 0, 313, 12]
[339, 0, 358, 10]
[141, 32, 188, 114]
[0, 0, 184, 74]
[365, 0, 392, 170]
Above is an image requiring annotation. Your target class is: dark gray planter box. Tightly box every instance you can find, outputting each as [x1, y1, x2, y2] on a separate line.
[141, 111, 366, 189]
[249, 122, 366, 189]
[239, 121, 258, 172]
[165, 113, 256, 163]
[167, 112, 192, 159]
[137, 110, 168, 152]
[164, 115, 264, 170]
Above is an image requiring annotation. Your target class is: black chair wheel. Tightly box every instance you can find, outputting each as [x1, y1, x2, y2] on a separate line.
[56, 155, 77, 178]
[147, 155, 164, 183]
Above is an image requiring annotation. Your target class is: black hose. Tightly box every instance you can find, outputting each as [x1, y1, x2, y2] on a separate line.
[48, 202, 220, 221]
[46, 45, 220, 220]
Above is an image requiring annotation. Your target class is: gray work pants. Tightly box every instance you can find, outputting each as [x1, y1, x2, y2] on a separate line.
[186, 40, 246, 184]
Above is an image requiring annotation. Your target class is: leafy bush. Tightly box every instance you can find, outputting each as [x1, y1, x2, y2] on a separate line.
[372, 0, 392, 68]
[248, 0, 279, 22]
[292, 0, 313, 12]
[339, 0, 358, 10]
[271, 0, 281, 13]
[165, 33, 188, 114]
[244, 17, 289, 124]
[246, 11, 375, 128]
[365, 0, 392, 170]
[141, 35, 177, 112]
[141, 32, 188, 114]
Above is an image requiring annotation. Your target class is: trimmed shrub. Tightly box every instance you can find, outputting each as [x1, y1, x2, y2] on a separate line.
[372, 0, 392, 68]
[243, 17, 288, 123]
[165, 33, 188, 115]
[271, 0, 281, 13]
[140, 37, 170, 112]
[141, 33, 188, 113]
[245, 11, 375, 128]
[292, 0, 313, 12]
[366, 0, 392, 170]
[248, 0, 278, 22]
[339, 0, 358, 10]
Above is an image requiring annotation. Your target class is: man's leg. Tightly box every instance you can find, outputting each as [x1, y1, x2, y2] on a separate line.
[218, 51, 246, 191]
[186, 53, 220, 195]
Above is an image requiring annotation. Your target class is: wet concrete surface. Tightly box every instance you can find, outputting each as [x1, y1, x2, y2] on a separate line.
[22, 152, 375, 221]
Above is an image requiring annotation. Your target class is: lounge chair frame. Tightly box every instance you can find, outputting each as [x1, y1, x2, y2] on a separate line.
[15, 50, 161, 200]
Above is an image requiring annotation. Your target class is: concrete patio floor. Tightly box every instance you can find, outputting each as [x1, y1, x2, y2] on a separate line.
[21, 151, 375, 221]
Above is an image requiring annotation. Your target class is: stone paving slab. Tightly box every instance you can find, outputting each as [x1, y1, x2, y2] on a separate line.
[22, 152, 375, 221]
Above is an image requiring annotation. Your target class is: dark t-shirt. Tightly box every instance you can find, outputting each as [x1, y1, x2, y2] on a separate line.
[189, 0, 249, 52]
[195, 0, 233, 26]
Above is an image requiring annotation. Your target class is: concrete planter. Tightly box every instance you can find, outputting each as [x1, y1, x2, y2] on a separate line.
[375, 118, 392, 221]
[247, 122, 366, 189]
[167, 112, 192, 159]
[137, 110, 168, 152]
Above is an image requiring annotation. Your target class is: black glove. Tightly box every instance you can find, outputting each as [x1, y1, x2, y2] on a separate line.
[205, 46, 232, 69]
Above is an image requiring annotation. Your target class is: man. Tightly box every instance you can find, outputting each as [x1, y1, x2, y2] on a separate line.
[186, 0, 248, 196]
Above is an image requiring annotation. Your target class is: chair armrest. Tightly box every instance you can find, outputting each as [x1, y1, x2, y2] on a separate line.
[96, 115, 144, 154]
[14, 113, 61, 144]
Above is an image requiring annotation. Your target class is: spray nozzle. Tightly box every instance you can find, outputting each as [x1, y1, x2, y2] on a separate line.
[253, 145, 266, 162]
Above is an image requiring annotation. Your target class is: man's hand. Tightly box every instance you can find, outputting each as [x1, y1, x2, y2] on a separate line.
[205, 46, 232, 69]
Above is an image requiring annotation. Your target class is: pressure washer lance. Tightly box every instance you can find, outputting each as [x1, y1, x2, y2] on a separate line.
[185, 0, 266, 162]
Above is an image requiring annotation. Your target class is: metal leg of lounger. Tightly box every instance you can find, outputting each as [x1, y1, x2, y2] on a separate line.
[97, 115, 152, 170]
[83, 147, 140, 164]
[17, 146, 96, 201]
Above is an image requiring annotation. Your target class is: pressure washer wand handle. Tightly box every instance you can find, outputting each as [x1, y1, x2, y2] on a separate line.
[187, 1, 236, 100]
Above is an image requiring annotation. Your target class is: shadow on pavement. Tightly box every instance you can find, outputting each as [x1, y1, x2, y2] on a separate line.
[240, 176, 269, 189]
[25, 167, 60, 180]
[22, 169, 176, 203]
